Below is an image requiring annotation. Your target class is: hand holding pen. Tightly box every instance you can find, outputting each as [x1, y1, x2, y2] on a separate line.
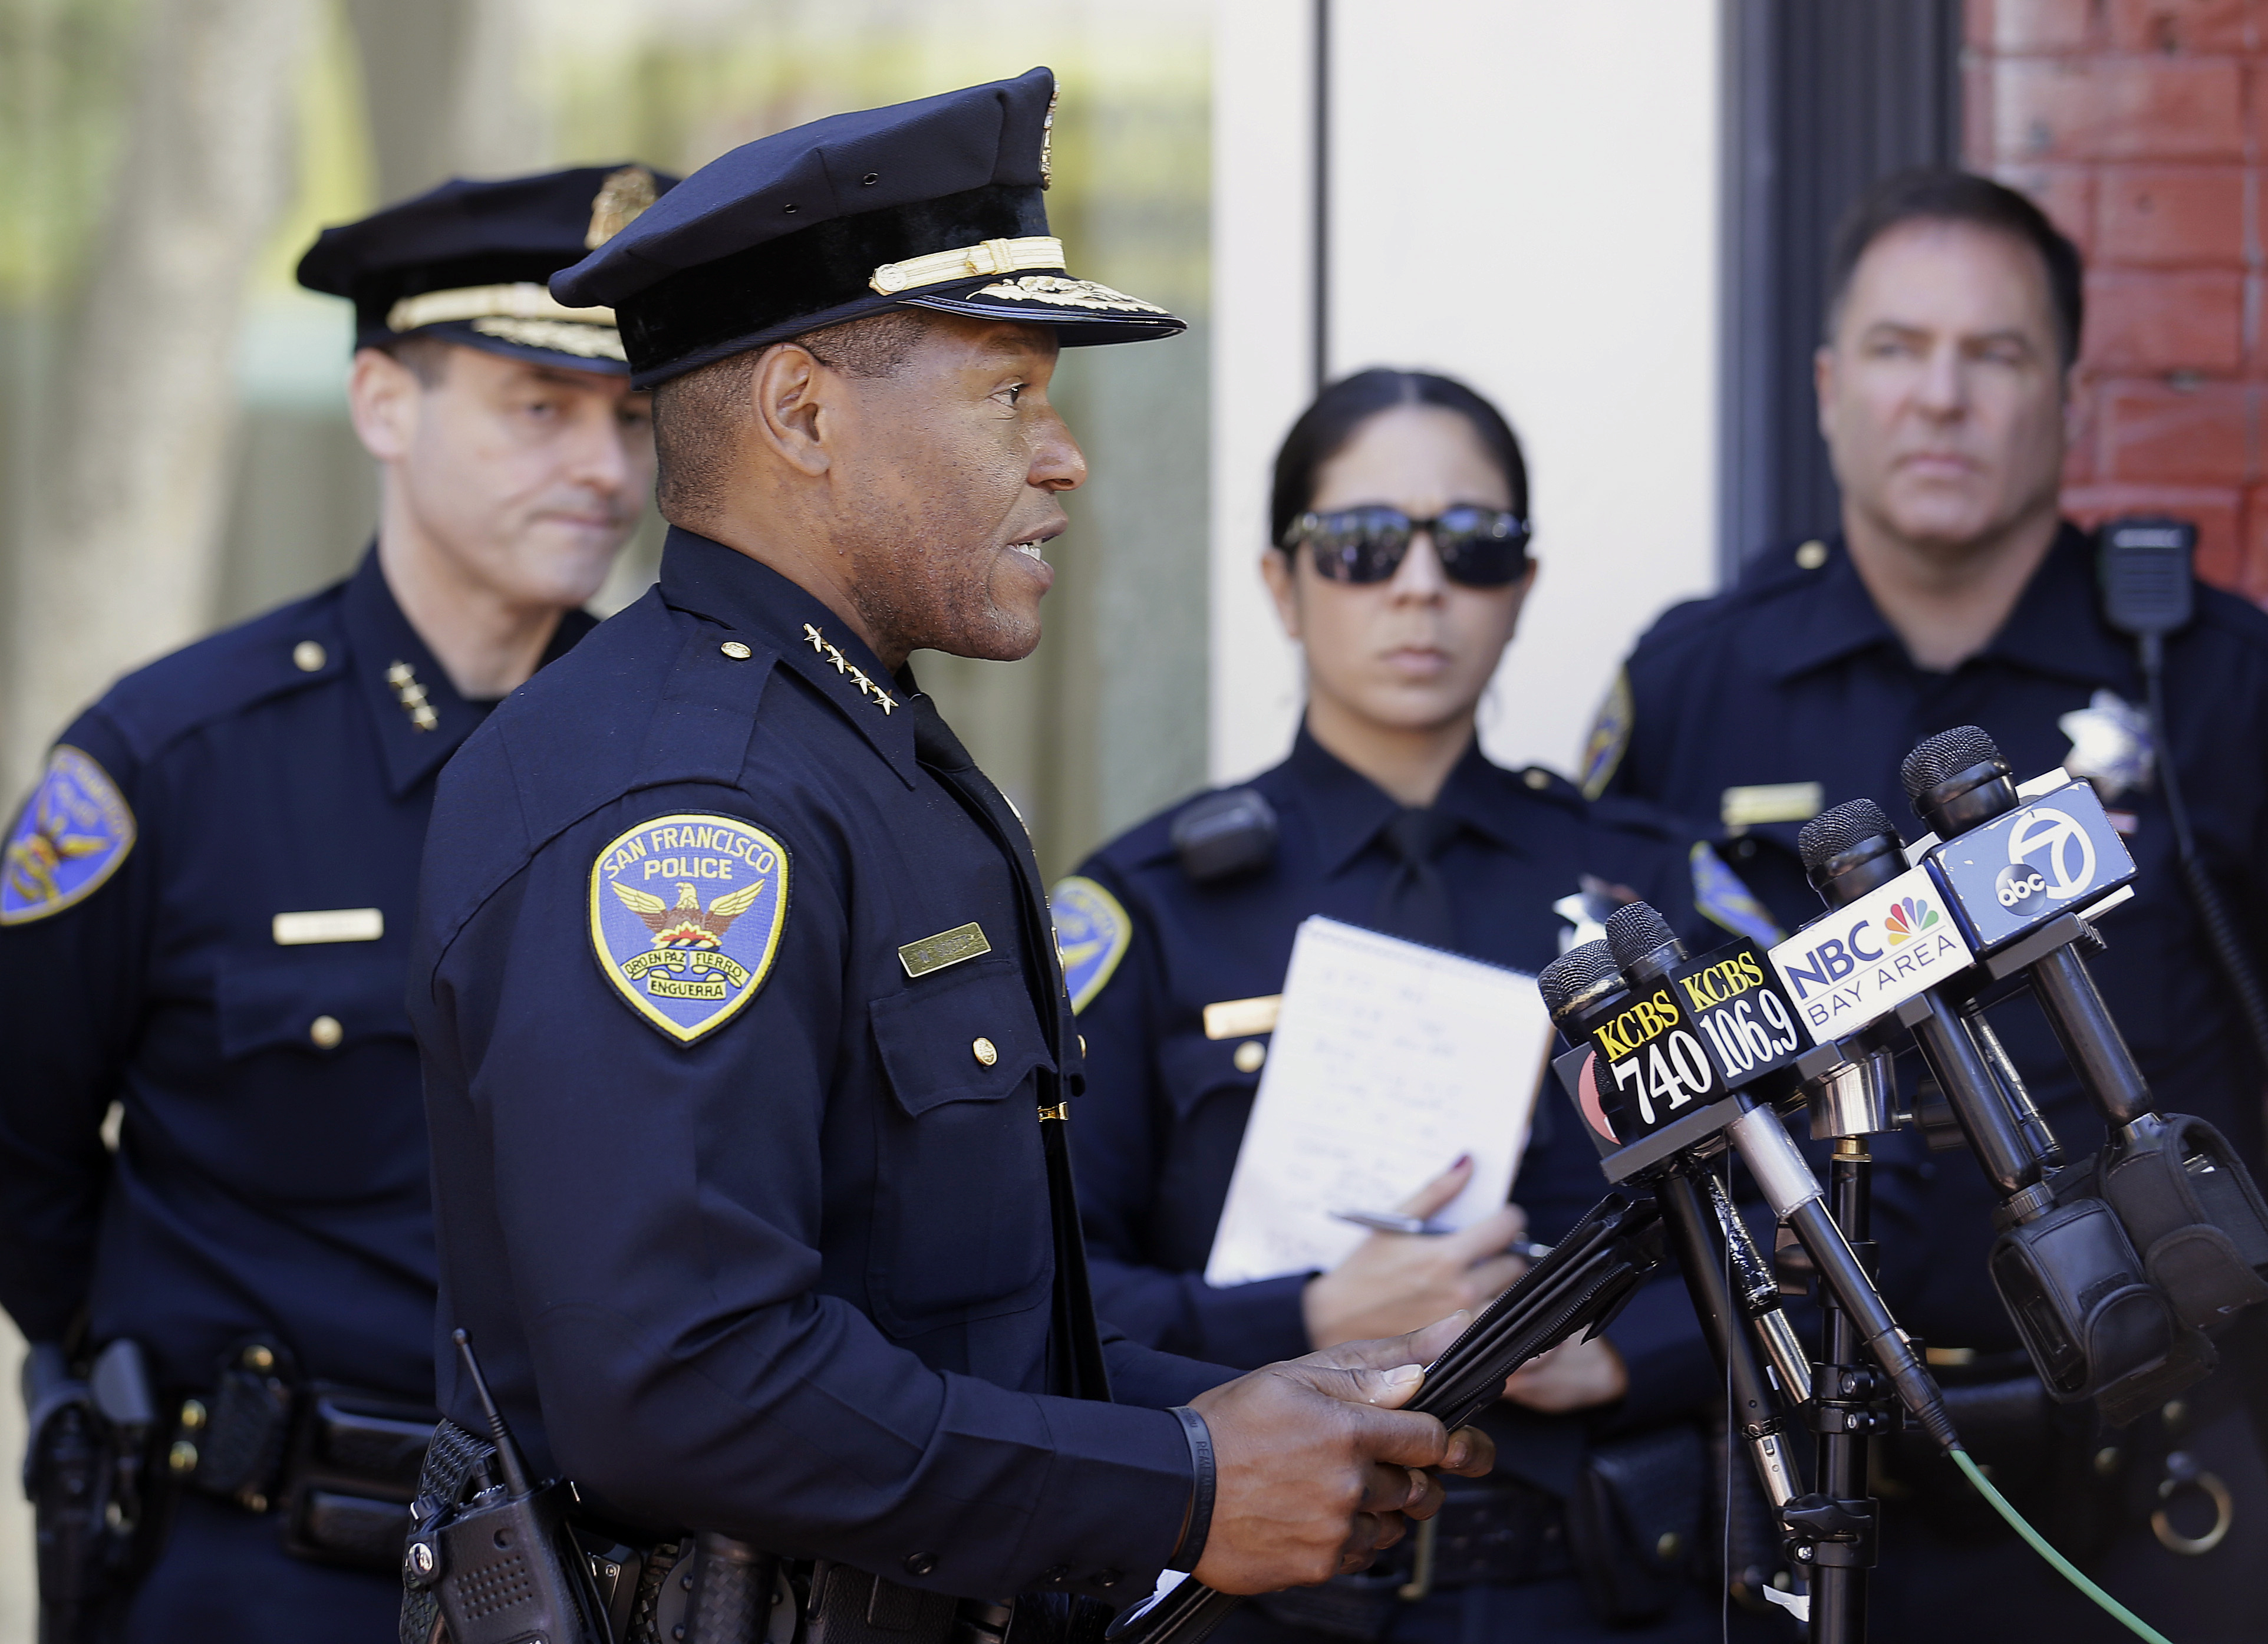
[1301, 1155, 1534, 1349]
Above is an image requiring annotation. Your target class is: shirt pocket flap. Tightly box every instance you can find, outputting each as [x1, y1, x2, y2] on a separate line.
[216, 950, 413, 1059]
[870, 957, 1054, 1117]
[1156, 1029, 1264, 1118]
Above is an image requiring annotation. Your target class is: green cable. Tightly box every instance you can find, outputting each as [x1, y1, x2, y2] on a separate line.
[1950, 1447, 2172, 1644]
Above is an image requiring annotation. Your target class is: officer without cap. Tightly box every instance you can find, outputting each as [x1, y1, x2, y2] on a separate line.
[0, 164, 672, 1640]
[1063, 367, 1792, 1642]
[404, 67, 1492, 1639]
[1591, 168, 2268, 1640]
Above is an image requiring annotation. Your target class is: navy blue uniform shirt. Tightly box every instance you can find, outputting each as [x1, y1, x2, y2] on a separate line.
[1598, 522, 2268, 1348]
[0, 549, 581, 1397]
[410, 528, 1224, 1603]
[1062, 730, 1778, 1445]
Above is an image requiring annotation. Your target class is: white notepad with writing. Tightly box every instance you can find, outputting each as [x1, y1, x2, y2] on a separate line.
[1202, 916, 1554, 1288]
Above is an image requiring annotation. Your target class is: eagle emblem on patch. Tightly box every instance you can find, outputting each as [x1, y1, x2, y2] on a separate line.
[2, 745, 135, 925]
[1051, 875, 1132, 1014]
[588, 813, 790, 1045]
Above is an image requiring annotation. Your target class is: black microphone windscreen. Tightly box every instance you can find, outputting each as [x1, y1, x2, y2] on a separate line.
[1799, 799, 1900, 873]
[1539, 941, 1621, 1016]
[1900, 726, 2003, 799]
[1603, 901, 1677, 972]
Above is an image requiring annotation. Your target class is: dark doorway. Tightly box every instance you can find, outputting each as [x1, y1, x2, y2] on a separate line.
[1719, 0, 1964, 578]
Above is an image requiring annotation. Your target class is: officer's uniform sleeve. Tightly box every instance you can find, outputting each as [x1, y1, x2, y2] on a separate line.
[0, 714, 149, 1344]
[1069, 867, 1313, 1372]
[433, 798, 1196, 1600]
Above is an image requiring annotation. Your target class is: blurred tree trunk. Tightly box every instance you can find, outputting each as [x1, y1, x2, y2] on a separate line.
[4, 0, 315, 791]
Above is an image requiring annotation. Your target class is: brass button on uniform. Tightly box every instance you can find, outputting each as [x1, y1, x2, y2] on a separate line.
[720, 641, 752, 660]
[291, 640, 327, 673]
[242, 1343, 275, 1372]
[1233, 1040, 1267, 1073]
[1522, 767, 1550, 790]
[169, 1439, 199, 1473]
[309, 1014, 344, 1050]
[1795, 539, 1829, 571]
[971, 1036, 998, 1067]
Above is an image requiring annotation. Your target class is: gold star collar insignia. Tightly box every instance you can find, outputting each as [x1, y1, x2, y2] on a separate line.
[802, 624, 896, 714]
[384, 661, 439, 732]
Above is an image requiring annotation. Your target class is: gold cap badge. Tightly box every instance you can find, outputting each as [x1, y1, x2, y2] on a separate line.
[586, 166, 660, 250]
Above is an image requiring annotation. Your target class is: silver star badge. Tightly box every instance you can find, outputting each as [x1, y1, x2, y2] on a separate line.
[2058, 688, 2152, 800]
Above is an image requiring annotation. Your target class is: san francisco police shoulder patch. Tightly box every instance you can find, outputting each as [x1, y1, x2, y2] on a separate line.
[2, 745, 135, 926]
[588, 812, 790, 1045]
[1579, 669, 1633, 800]
[1051, 874, 1132, 1014]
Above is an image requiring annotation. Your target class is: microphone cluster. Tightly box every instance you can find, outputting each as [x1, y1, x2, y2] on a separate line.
[1545, 724, 2268, 1430]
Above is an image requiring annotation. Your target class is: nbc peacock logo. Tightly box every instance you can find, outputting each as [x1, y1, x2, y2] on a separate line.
[1883, 896, 1939, 947]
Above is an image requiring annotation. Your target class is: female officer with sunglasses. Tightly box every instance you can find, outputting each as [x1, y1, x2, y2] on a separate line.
[1054, 370, 1781, 1643]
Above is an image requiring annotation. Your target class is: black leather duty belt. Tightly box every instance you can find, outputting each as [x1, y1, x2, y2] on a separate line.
[164, 1340, 436, 1572]
[1250, 1480, 1568, 1640]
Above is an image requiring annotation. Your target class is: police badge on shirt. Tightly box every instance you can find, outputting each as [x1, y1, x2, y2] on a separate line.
[589, 813, 790, 1044]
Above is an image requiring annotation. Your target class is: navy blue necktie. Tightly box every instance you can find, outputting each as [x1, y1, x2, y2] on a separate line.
[1374, 806, 1459, 950]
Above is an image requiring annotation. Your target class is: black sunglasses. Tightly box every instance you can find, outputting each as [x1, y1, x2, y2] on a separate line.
[1283, 505, 1533, 587]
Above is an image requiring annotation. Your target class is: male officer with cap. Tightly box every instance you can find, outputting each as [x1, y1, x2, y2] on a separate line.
[0, 162, 671, 1642]
[406, 69, 1492, 1639]
[1589, 167, 2268, 1640]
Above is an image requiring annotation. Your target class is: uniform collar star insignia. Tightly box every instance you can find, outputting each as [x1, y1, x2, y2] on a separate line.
[2058, 688, 2152, 800]
[384, 660, 439, 732]
[802, 623, 896, 714]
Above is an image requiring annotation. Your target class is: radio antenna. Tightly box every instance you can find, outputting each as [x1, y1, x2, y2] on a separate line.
[453, 1328, 533, 1498]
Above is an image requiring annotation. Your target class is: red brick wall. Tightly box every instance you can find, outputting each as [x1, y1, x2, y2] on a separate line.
[1967, 0, 2267, 599]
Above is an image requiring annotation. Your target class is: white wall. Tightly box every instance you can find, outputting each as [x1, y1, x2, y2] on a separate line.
[1210, 0, 1722, 785]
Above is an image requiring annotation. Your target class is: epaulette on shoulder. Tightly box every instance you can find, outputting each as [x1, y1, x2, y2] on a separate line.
[496, 597, 769, 851]
[1584, 791, 1695, 843]
[1088, 771, 1291, 886]
[1512, 763, 1585, 809]
[95, 584, 347, 765]
[421, 598, 767, 964]
[1630, 543, 1825, 663]
[1086, 805, 1182, 878]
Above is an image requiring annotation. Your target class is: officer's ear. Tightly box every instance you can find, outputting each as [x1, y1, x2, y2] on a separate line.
[1813, 342, 1840, 447]
[747, 341, 834, 478]
[347, 345, 427, 465]
[1261, 546, 1303, 641]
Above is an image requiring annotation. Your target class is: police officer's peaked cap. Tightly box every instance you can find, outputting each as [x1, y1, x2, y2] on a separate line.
[297, 164, 682, 375]
[551, 67, 1185, 388]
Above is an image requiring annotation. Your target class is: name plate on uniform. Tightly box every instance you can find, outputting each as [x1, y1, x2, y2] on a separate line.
[898, 921, 991, 979]
[1203, 994, 1281, 1040]
[1721, 782, 1824, 828]
[272, 908, 384, 945]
